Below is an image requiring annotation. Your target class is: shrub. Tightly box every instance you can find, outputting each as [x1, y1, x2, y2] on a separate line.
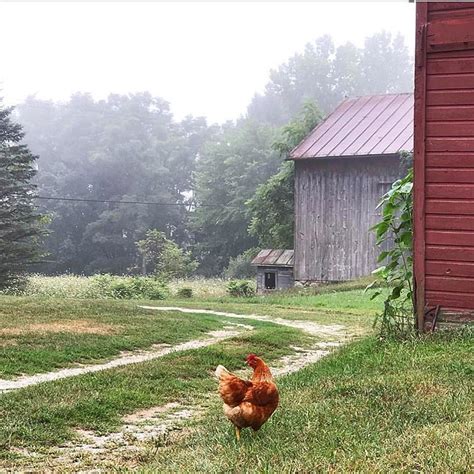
[88, 274, 168, 300]
[168, 278, 227, 298]
[223, 248, 258, 279]
[136, 230, 198, 280]
[227, 280, 256, 297]
[177, 287, 193, 298]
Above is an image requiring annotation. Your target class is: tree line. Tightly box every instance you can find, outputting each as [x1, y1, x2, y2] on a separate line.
[1, 32, 413, 284]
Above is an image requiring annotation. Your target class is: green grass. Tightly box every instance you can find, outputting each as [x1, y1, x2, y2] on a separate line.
[142, 287, 383, 334]
[15, 274, 382, 302]
[0, 324, 310, 453]
[0, 284, 378, 379]
[145, 330, 474, 473]
[164, 287, 384, 313]
[0, 297, 242, 377]
[0, 279, 472, 472]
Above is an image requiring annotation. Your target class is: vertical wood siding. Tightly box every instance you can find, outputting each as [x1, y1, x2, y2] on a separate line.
[415, 3, 474, 318]
[294, 156, 401, 282]
[256, 267, 294, 292]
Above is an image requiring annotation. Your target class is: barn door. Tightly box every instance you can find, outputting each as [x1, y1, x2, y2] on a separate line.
[414, 3, 474, 329]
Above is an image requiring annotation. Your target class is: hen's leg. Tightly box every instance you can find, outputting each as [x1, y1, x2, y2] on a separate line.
[235, 426, 241, 441]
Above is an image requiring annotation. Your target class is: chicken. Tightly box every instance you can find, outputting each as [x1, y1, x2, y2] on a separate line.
[215, 354, 279, 441]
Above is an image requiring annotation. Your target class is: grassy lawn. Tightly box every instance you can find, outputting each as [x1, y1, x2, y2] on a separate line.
[163, 287, 384, 313]
[0, 279, 472, 472]
[0, 324, 310, 454]
[147, 330, 473, 473]
[0, 297, 248, 377]
[0, 286, 379, 378]
[143, 287, 384, 335]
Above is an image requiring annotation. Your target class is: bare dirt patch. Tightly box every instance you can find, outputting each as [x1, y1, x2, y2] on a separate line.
[0, 320, 119, 336]
[36, 402, 204, 470]
[0, 339, 18, 347]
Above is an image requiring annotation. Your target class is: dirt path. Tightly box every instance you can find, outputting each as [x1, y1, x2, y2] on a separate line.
[2, 307, 350, 470]
[139, 305, 347, 338]
[1, 306, 347, 395]
[0, 323, 249, 393]
[27, 340, 343, 470]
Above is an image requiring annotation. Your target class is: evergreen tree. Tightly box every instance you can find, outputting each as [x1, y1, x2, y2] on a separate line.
[0, 100, 44, 289]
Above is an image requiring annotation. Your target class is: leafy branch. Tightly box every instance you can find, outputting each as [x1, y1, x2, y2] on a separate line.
[369, 165, 414, 338]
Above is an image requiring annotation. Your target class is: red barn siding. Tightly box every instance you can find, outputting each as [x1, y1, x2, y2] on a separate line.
[415, 2, 474, 328]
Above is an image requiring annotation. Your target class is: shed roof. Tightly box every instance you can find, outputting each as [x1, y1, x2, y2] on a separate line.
[251, 249, 294, 267]
[290, 93, 413, 160]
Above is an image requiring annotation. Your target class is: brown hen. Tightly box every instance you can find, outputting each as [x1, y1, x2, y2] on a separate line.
[215, 354, 279, 440]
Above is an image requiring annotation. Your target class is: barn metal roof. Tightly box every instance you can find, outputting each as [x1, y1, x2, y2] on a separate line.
[290, 93, 413, 160]
[251, 249, 294, 267]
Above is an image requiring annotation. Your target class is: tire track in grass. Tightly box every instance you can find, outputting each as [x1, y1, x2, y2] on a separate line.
[1, 311, 349, 469]
[0, 306, 347, 394]
[139, 306, 348, 338]
[43, 341, 344, 468]
[0, 323, 251, 393]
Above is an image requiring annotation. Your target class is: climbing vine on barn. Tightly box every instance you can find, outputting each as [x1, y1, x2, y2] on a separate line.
[369, 162, 414, 338]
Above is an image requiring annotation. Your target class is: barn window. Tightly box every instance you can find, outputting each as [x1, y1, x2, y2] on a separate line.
[264, 272, 276, 289]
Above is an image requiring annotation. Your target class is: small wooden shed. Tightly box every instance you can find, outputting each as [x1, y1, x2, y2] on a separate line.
[414, 2, 474, 329]
[290, 93, 413, 283]
[251, 249, 294, 293]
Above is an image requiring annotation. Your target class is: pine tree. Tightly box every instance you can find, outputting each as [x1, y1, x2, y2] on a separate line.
[0, 100, 45, 289]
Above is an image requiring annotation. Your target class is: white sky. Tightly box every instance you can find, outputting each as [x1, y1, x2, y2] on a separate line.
[0, 1, 415, 124]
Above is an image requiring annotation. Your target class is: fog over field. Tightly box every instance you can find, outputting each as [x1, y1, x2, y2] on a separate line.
[1, 2, 414, 122]
[0, 1, 415, 278]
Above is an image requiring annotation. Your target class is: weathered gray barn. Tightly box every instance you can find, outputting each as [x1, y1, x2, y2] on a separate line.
[251, 249, 294, 292]
[290, 93, 414, 283]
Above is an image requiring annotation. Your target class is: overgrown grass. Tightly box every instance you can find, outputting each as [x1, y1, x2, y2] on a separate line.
[146, 330, 474, 473]
[0, 324, 310, 453]
[9, 274, 230, 299]
[169, 278, 231, 298]
[0, 297, 239, 377]
[12, 274, 381, 301]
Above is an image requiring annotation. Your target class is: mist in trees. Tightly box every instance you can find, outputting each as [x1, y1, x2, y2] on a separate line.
[14, 31, 413, 277]
[18, 93, 215, 275]
[248, 32, 413, 125]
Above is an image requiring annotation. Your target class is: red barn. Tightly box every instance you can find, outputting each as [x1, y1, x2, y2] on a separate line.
[414, 2, 474, 329]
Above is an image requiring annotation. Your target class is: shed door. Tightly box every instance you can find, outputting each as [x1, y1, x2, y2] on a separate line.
[415, 3, 474, 327]
[264, 272, 276, 290]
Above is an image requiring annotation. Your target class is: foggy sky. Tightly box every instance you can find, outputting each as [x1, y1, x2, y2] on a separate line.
[0, 2, 415, 124]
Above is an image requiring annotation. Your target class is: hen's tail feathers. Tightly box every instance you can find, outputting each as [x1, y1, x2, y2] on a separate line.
[215, 365, 230, 380]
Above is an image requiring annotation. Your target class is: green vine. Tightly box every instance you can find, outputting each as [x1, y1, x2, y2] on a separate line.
[369, 166, 415, 338]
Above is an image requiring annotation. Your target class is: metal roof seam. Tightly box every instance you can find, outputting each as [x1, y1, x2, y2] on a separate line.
[349, 94, 402, 156]
[364, 94, 414, 155]
[381, 119, 414, 155]
[329, 94, 399, 157]
[322, 95, 382, 157]
[304, 96, 369, 157]
[293, 98, 354, 158]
